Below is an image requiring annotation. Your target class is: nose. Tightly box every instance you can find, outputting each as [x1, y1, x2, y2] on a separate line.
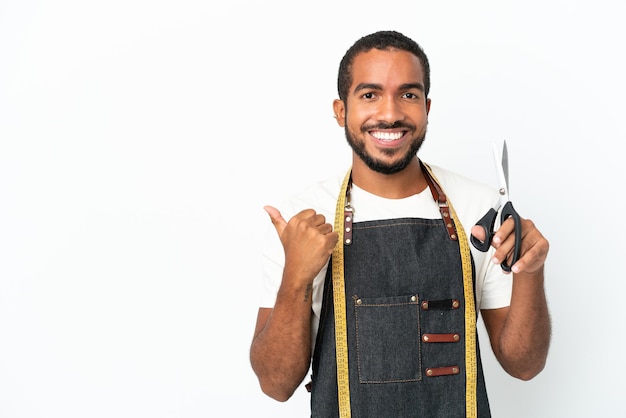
[376, 96, 405, 124]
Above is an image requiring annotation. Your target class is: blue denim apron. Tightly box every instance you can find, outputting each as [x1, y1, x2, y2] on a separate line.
[310, 172, 491, 417]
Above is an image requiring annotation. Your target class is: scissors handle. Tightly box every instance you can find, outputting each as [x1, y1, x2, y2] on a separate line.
[470, 202, 523, 273]
[500, 201, 522, 272]
[470, 208, 498, 252]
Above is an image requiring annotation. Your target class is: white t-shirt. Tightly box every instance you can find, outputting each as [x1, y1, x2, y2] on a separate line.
[259, 164, 513, 345]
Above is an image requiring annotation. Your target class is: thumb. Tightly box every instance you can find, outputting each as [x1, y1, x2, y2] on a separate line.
[264, 205, 287, 236]
[470, 224, 487, 241]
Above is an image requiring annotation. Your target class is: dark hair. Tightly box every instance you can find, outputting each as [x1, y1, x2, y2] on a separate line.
[337, 30, 431, 101]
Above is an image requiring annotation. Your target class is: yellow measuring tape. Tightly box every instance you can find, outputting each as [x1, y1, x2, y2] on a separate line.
[331, 169, 353, 418]
[331, 166, 478, 418]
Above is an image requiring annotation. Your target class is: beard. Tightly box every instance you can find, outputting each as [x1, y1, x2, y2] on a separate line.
[344, 121, 426, 175]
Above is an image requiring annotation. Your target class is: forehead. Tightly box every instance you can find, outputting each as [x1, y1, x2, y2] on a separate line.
[350, 48, 425, 90]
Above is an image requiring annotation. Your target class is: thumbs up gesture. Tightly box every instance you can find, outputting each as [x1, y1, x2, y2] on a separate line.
[264, 206, 339, 284]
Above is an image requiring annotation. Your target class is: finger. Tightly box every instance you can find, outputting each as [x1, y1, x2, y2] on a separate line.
[317, 222, 334, 235]
[495, 218, 549, 274]
[491, 230, 519, 271]
[328, 231, 339, 252]
[512, 224, 549, 274]
[489, 218, 519, 269]
[492, 217, 515, 245]
[310, 213, 329, 227]
[263, 205, 287, 236]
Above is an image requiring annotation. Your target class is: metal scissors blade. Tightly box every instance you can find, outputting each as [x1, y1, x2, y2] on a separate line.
[493, 140, 510, 201]
[501, 140, 509, 191]
[471, 140, 522, 272]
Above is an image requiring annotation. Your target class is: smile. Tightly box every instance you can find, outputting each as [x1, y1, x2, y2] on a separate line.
[370, 131, 404, 142]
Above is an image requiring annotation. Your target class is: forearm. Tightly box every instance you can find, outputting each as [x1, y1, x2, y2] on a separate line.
[493, 267, 551, 380]
[250, 279, 314, 401]
[252, 206, 337, 400]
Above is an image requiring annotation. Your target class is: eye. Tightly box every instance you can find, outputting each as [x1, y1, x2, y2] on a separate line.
[403, 92, 420, 100]
[362, 92, 376, 99]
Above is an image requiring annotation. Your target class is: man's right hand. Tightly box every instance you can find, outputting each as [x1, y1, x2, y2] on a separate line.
[264, 206, 338, 283]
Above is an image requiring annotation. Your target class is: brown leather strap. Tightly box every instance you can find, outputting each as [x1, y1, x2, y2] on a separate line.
[341, 162, 458, 243]
[343, 174, 354, 246]
[421, 161, 458, 241]
[422, 333, 461, 343]
[425, 366, 460, 377]
[343, 209, 353, 245]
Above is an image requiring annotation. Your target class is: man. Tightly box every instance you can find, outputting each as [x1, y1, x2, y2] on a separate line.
[250, 30, 550, 417]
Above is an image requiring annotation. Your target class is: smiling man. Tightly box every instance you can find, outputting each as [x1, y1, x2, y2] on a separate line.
[250, 30, 551, 417]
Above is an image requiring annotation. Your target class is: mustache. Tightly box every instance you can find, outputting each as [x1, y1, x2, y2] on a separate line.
[361, 121, 416, 131]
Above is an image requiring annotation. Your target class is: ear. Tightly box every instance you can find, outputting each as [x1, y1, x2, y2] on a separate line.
[426, 98, 431, 115]
[333, 99, 346, 127]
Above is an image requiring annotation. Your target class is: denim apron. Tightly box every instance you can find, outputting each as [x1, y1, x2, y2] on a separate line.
[310, 168, 491, 417]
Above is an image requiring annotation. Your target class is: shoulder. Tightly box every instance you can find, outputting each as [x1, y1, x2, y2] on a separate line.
[281, 170, 347, 221]
[425, 163, 501, 234]
[428, 164, 495, 195]
[427, 163, 500, 210]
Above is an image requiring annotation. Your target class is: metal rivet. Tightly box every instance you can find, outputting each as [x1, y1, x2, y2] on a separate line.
[446, 223, 453, 228]
[345, 227, 351, 233]
[422, 335, 429, 342]
[411, 295, 417, 302]
[345, 216, 351, 222]
[443, 212, 449, 217]
[421, 301, 429, 310]
[452, 300, 459, 308]
[426, 369, 433, 376]
[451, 234, 457, 240]
[356, 299, 362, 305]
[345, 238, 351, 244]
[452, 367, 459, 374]
[454, 334, 460, 341]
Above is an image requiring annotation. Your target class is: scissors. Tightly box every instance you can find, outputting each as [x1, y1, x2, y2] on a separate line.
[470, 140, 522, 272]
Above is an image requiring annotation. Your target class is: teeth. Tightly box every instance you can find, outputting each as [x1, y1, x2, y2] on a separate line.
[372, 131, 403, 141]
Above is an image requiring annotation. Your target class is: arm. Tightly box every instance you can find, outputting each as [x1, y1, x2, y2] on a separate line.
[250, 206, 338, 401]
[474, 217, 551, 380]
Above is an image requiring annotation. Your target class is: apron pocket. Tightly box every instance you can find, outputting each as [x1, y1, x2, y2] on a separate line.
[353, 294, 421, 383]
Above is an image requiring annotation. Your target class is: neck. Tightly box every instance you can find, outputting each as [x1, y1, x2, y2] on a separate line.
[351, 156, 427, 199]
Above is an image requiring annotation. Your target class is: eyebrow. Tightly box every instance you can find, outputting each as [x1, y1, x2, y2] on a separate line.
[353, 82, 425, 94]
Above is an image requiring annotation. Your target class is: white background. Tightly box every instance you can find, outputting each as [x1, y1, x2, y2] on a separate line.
[1, 1, 625, 417]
